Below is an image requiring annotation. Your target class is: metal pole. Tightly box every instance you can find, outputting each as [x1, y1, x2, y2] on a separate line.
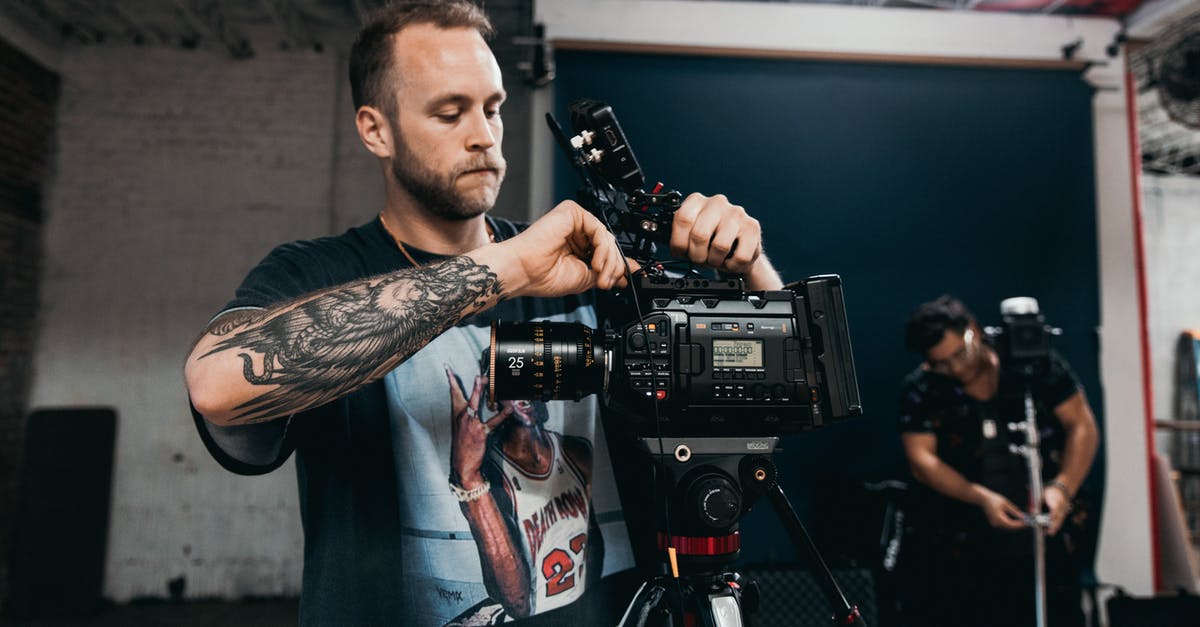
[1011, 389, 1048, 627]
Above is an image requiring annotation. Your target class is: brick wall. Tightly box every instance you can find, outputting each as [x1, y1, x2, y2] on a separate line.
[29, 41, 341, 600]
[0, 36, 58, 603]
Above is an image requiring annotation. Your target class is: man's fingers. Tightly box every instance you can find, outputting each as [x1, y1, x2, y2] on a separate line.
[577, 209, 630, 290]
[685, 206, 723, 265]
[725, 222, 761, 272]
[707, 226, 740, 270]
[668, 193, 704, 258]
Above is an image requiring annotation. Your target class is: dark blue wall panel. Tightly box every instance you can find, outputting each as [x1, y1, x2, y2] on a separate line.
[554, 50, 1101, 565]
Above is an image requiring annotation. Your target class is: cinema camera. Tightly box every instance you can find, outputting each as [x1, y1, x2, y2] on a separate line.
[487, 100, 868, 626]
[487, 99, 862, 439]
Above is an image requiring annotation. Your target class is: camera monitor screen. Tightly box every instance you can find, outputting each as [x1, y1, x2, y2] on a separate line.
[712, 339, 764, 368]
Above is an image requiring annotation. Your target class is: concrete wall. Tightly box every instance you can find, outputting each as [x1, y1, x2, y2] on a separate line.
[29, 42, 342, 600]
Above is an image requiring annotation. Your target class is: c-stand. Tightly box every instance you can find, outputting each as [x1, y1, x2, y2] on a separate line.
[616, 437, 867, 627]
[988, 296, 1064, 627]
[1008, 384, 1050, 627]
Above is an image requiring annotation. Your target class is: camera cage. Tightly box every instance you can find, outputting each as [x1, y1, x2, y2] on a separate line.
[512, 98, 863, 436]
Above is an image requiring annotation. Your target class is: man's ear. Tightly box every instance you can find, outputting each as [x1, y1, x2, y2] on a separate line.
[356, 105, 393, 158]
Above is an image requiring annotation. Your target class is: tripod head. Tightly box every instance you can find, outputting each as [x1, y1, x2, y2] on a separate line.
[620, 435, 867, 627]
[637, 437, 780, 573]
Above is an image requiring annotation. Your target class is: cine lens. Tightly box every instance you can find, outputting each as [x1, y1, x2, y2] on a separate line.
[489, 320, 605, 402]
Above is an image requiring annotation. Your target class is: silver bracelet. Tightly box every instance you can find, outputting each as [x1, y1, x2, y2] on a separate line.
[450, 478, 491, 502]
[1048, 479, 1073, 498]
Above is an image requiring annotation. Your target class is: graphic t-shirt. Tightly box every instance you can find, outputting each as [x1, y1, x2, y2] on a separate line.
[191, 216, 633, 626]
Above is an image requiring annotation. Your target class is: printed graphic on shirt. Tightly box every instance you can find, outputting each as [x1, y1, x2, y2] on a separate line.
[488, 423, 592, 614]
[383, 311, 633, 627]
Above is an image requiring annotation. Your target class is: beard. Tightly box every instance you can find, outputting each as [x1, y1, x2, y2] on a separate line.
[389, 128, 506, 221]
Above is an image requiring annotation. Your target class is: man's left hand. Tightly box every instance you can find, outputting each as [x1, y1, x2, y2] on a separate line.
[668, 193, 763, 274]
[1043, 484, 1072, 536]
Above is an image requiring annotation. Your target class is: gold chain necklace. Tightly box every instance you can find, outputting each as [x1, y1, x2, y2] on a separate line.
[378, 212, 494, 268]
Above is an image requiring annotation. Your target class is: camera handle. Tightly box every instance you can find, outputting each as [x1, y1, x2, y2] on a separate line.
[1008, 386, 1049, 627]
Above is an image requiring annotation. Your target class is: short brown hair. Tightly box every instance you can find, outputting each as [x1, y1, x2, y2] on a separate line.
[348, 1, 494, 114]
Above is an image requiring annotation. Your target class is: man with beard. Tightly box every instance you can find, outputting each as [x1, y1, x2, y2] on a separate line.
[183, 2, 783, 626]
[896, 295, 1098, 627]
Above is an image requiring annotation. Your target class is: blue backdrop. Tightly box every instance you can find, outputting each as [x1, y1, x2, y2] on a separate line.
[552, 50, 1102, 566]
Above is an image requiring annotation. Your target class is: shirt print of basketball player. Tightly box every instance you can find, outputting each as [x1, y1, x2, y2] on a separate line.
[444, 368, 605, 625]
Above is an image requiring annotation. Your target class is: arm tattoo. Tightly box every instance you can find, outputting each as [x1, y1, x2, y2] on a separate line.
[200, 256, 501, 422]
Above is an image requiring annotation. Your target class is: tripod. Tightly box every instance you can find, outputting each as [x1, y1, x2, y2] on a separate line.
[616, 437, 867, 627]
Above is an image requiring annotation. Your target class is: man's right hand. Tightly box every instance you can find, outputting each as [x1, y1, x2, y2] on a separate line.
[472, 201, 631, 299]
[977, 488, 1027, 531]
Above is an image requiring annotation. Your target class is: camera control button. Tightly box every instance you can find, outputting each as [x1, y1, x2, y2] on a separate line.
[628, 332, 647, 351]
[702, 298, 720, 308]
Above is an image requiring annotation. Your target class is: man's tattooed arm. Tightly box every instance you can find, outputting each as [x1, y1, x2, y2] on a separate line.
[186, 256, 502, 425]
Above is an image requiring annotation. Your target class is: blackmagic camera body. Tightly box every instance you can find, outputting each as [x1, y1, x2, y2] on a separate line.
[487, 99, 862, 439]
[490, 272, 858, 438]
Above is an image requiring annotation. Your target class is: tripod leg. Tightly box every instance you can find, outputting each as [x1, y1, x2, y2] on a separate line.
[617, 581, 667, 627]
[765, 484, 867, 627]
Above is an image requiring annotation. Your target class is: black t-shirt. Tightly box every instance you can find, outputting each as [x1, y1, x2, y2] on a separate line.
[191, 216, 636, 626]
[897, 349, 1081, 538]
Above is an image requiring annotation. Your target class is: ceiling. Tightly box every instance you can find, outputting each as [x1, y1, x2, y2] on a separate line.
[2, 0, 1197, 175]
[0, 0, 1155, 60]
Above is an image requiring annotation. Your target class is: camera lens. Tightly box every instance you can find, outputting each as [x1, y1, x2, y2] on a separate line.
[489, 320, 606, 402]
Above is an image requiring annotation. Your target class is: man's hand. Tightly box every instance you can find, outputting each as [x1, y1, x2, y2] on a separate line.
[669, 193, 763, 274]
[490, 201, 631, 299]
[1043, 483, 1071, 535]
[978, 488, 1027, 531]
[447, 369, 511, 489]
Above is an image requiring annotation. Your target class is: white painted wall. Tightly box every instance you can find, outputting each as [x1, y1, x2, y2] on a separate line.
[1144, 175, 1200, 426]
[1091, 85, 1157, 596]
[535, 0, 1153, 595]
[26, 40, 371, 600]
